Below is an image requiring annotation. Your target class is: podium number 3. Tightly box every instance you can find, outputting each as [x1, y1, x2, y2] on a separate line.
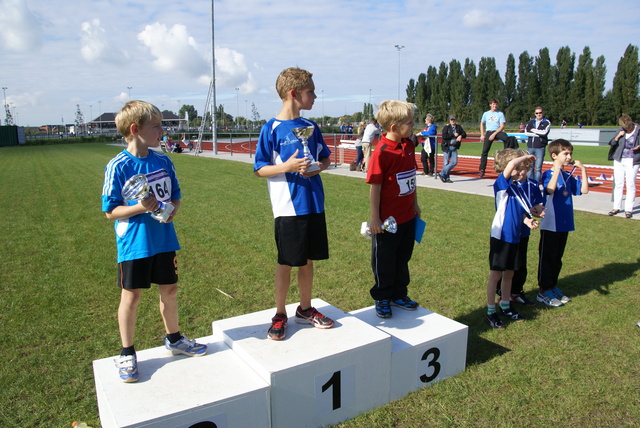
[419, 347, 441, 383]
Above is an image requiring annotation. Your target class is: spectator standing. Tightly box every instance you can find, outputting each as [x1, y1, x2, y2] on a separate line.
[420, 114, 437, 175]
[478, 98, 509, 177]
[524, 107, 552, 182]
[361, 118, 380, 173]
[439, 115, 466, 183]
[607, 114, 640, 219]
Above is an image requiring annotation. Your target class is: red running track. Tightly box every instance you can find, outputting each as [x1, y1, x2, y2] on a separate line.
[192, 139, 634, 196]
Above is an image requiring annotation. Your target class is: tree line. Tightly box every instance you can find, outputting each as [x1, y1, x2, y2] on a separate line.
[404, 44, 640, 127]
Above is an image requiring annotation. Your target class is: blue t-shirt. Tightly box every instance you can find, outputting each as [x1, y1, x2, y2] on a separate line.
[481, 110, 506, 132]
[254, 117, 331, 218]
[491, 174, 529, 244]
[540, 168, 582, 232]
[102, 149, 181, 263]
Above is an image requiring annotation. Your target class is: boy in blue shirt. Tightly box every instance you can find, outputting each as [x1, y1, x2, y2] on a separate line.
[254, 67, 334, 340]
[537, 139, 589, 307]
[485, 149, 541, 329]
[102, 101, 207, 383]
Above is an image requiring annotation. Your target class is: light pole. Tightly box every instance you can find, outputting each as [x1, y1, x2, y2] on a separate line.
[321, 90, 325, 126]
[235, 88, 239, 130]
[394, 45, 405, 100]
[245, 99, 248, 129]
[98, 100, 102, 134]
[2, 87, 6, 125]
[127, 86, 132, 100]
[89, 104, 93, 134]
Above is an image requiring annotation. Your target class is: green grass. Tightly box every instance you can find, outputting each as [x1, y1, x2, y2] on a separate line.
[1, 144, 638, 427]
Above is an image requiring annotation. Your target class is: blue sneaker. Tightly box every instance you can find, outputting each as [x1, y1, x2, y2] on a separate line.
[115, 354, 139, 383]
[164, 336, 207, 357]
[536, 290, 563, 307]
[551, 287, 571, 304]
[375, 300, 392, 318]
[390, 296, 419, 310]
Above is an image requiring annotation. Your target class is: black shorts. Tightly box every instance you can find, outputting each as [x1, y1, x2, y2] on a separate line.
[488, 238, 521, 271]
[274, 213, 329, 266]
[118, 251, 178, 289]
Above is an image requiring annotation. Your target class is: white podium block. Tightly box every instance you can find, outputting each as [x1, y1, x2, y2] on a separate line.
[212, 299, 392, 428]
[93, 335, 270, 428]
[350, 306, 468, 402]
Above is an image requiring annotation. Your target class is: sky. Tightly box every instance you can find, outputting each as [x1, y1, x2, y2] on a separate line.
[1, 0, 639, 127]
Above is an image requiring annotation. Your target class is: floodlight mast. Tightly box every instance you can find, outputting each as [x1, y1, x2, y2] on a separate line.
[211, 0, 218, 154]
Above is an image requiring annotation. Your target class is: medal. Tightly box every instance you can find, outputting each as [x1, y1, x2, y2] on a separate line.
[562, 190, 569, 197]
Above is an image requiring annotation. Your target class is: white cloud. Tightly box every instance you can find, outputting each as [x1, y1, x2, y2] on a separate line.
[214, 47, 259, 93]
[80, 19, 130, 66]
[0, 0, 43, 52]
[462, 9, 493, 29]
[137, 22, 210, 80]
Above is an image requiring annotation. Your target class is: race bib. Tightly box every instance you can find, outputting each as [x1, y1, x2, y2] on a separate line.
[146, 169, 172, 202]
[396, 168, 416, 196]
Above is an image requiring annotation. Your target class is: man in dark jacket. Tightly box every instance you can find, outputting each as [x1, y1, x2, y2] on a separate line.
[439, 115, 467, 183]
[524, 106, 551, 182]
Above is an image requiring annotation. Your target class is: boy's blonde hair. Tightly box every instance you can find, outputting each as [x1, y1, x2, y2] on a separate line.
[547, 138, 573, 157]
[275, 67, 313, 100]
[375, 100, 415, 131]
[493, 148, 532, 173]
[115, 100, 162, 139]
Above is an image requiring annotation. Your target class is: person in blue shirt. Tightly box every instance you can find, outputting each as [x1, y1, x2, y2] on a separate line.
[419, 113, 437, 175]
[536, 139, 589, 307]
[479, 99, 509, 178]
[254, 67, 334, 340]
[102, 101, 207, 383]
[485, 149, 541, 329]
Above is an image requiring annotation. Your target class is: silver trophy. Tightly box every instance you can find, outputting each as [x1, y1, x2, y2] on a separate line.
[292, 125, 320, 172]
[121, 174, 174, 222]
[360, 216, 398, 238]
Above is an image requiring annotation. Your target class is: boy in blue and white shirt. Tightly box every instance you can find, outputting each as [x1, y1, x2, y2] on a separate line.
[254, 67, 334, 340]
[485, 149, 541, 329]
[102, 101, 206, 383]
[537, 139, 589, 307]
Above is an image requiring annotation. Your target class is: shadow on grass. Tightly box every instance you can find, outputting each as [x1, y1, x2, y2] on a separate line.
[454, 307, 511, 367]
[559, 258, 640, 297]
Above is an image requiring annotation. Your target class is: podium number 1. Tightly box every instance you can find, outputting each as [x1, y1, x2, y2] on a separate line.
[419, 347, 441, 383]
[316, 365, 355, 416]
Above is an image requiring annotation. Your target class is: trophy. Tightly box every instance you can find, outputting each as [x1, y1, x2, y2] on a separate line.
[360, 216, 398, 238]
[121, 174, 174, 222]
[292, 125, 320, 172]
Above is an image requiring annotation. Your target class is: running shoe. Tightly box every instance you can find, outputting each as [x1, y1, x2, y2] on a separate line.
[267, 313, 288, 340]
[375, 300, 392, 318]
[499, 303, 525, 321]
[484, 312, 505, 329]
[295, 306, 334, 329]
[164, 335, 208, 357]
[536, 290, 563, 307]
[551, 287, 571, 304]
[390, 296, 419, 310]
[511, 293, 536, 307]
[115, 354, 139, 383]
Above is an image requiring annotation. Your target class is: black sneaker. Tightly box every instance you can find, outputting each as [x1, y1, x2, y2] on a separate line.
[511, 293, 536, 307]
[484, 312, 505, 329]
[390, 296, 418, 311]
[375, 300, 392, 318]
[499, 304, 525, 321]
[267, 313, 288, 340]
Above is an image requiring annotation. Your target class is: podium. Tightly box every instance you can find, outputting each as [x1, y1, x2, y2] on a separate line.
[350, 306, 468, 401]
[93, 336, 270, 428]
[94, 300, 468, 427]
[212, 299, 392, 428]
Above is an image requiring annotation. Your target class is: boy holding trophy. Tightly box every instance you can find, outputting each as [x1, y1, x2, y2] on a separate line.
[254, 67, 334, 340]
[102, 101, 206, 382]
[366, 100, 422, 318]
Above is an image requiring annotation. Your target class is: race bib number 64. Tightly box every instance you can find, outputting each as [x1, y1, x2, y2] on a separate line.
[396, 169, 416, 196]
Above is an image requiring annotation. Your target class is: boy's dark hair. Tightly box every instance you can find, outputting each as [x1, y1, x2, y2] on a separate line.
[547, 139, 573, 157]
[489, 98, 499, 105]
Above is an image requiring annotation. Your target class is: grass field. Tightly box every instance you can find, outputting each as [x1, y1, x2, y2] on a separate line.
[1, 143, 638, 427]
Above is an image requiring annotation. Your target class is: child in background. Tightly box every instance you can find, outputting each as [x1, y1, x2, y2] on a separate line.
[537, 139, 589, 307]
[485, 149, 541, 329]
[366, 100, 422, 318]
